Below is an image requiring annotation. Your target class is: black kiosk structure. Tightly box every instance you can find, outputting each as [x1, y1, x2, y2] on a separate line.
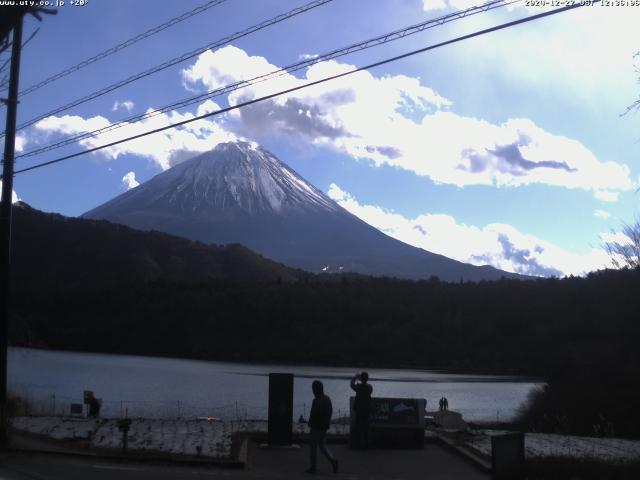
[350, 397, 426, 448]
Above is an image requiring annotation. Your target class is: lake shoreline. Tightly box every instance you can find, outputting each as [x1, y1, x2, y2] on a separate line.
[9, 344, 543, 381]
[9, 347, 541, 423]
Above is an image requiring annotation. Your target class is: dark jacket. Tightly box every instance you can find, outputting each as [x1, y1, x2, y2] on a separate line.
[351, 380, 372, 414]
[308, 394, 333, 431]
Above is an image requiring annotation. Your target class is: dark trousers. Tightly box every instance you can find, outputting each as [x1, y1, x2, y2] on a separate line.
[309, 428, 335, 470]
[354, 413, 370, 448]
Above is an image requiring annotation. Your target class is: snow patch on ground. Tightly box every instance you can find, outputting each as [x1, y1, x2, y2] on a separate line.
[232, 420, 349, 436]
[466, 430, 640, 463]
[11, 416, 102, 440]
[91, 419, 232, 457]
[10, 417, 350, 459]
[11, 417, 232, 459]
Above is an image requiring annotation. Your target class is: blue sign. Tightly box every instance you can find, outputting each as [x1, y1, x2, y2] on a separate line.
[370, 398, 420, 425]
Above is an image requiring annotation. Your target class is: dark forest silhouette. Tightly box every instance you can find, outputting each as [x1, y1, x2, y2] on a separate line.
[10, 268, 640, 436]
[7, 203, 640, 437]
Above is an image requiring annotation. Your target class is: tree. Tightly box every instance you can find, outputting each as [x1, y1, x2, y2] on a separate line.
[606, 54, 640, 270]
[623, 52, 640, 116]
[604, 219, 640, 269]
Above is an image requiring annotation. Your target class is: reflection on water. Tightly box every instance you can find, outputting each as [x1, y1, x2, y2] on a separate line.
[9, 347, 541, 422]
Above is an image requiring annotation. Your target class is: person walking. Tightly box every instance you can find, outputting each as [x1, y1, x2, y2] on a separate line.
[306, 380, 338, 474]
[350, 371, 372, 449]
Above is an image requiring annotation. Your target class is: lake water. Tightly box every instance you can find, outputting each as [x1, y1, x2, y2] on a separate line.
[8, 347, 541, 423]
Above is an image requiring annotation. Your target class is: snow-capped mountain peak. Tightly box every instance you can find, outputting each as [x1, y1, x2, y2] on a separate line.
[152, 141, 338, 215]
[83, 140, 519, 281]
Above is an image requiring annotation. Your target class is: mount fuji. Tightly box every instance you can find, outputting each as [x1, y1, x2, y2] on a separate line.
[83, 141, 517, 281]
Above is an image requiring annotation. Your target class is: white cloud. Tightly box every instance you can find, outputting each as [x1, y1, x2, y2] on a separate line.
[0, 180, 19, 203]
[594, 209, 611, 219]
[423, 0, 540, 12]
[594, 190, 620, 202]
[182, 46, 632, 199]
[328, 183, 611, 277]
[447, 0, 484, 10]
[599, 231, 632, 246]
[112, 100, 135, 113]
[34, 100, 238, 171]
[299, 53, 319, 60]
[182, 47, 450, 132]
[422, 0, 447, 11]
[396, 113, 631, 196]
[15, 133, 26, 153]
[121, 171, 139, 190]
[449, 5, 640, 111]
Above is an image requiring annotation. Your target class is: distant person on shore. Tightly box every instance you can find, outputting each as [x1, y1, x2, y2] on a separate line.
[443, 397, 449, 411]
[87, 392, 101, 418]
[439, 397, 444, 411]
[350, 371, 373, 449]
[306, 380, 338, 474]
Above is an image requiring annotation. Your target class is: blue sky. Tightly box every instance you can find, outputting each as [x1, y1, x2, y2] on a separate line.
[3, 0, 640, 276]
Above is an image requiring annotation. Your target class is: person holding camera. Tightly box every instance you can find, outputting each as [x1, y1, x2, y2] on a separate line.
[350, 371, 372, 449]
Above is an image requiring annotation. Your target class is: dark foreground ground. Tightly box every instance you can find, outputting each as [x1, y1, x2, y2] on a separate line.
[0, 441, 488, 480]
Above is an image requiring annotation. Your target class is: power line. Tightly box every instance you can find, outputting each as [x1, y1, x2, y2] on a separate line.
[17, 0, 519, 160]
[0, 27, 39, 84]
[10, 3, 591, 178]
[17, 0, 514, 159]
[5, 0, 335, 137]
[0, 0, 228, 96]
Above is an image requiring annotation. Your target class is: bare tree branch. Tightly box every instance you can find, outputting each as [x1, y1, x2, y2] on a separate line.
[622, 52, 640, 117]
[604, 218, 640, 270]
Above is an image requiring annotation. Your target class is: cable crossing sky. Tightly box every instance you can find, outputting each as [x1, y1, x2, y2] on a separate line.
[10, 0, 229, 98]
[16, 0, 521, 161]
[4, 0, 335, 137]
[8, 2, 596, 178]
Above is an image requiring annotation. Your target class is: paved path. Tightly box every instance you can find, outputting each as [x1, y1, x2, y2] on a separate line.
[0, 452, 235, 480]
[0, 442, 488, 480]
[250, 442, 489, 479]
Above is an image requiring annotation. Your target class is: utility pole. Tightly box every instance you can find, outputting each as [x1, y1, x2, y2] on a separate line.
[0, 6, 55, 449]
[0, 14, 23, 449]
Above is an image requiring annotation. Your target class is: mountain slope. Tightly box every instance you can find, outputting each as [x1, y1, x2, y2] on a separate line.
[84, 141, 519, 281]
[10, 202, 303, 292]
